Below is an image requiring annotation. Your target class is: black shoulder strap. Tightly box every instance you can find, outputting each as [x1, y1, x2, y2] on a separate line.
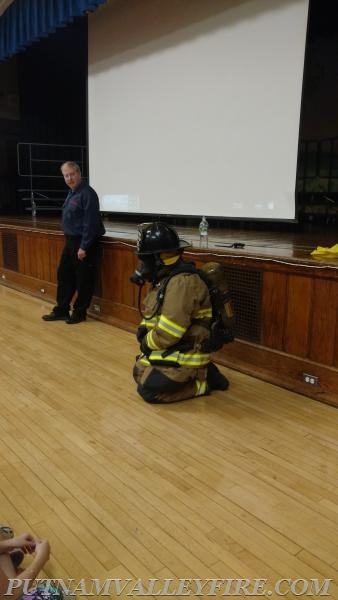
[156, 261, 198, 305]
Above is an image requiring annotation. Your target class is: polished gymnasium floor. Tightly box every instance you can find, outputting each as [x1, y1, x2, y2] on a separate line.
[0, 284, 337, 598]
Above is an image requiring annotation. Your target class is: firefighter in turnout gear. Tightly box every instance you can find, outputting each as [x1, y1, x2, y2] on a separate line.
[132, 222, 230, 403]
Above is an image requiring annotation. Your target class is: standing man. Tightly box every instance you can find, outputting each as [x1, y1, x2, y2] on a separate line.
[42, 161, 105, 324]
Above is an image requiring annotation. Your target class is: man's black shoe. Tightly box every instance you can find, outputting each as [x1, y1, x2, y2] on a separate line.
[207, 362, 229, 391]
[42, 311, 69, 321]
[66, 313, 86, 325]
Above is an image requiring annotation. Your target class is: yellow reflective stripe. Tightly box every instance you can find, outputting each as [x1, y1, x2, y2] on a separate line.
[149, 350, 210, 367]
[140, 318, 157, 327]
[195, 307, 213, 318]
[147, 330, 162, 350]
[158, 315, 186, 338]
[195, 380, 207, 396]
[139, 355, 150, 367]
[139, 355, 151, 365]
[178, 355, 210, 367]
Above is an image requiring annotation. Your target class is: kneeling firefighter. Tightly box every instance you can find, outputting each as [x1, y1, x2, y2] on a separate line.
[131, 221, 232, 404]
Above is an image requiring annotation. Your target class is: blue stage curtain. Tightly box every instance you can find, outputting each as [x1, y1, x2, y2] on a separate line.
[0, 0, 107, 61]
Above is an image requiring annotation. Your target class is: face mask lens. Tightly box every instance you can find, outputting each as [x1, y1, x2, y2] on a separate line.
[140, 256, 157, 281]
[130, 255, 158, 285]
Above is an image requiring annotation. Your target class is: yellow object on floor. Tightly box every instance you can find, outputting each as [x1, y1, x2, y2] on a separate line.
[311, 242, 338, 256]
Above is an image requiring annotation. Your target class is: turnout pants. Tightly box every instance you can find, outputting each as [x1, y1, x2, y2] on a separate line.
[133, 358, 208, 403]
[55, 236, 101, 316]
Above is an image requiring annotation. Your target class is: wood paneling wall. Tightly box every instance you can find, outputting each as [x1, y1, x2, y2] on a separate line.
[0, 226, 337, 407]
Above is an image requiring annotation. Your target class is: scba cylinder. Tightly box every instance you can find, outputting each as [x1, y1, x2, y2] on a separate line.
[201, 261, 235, 329]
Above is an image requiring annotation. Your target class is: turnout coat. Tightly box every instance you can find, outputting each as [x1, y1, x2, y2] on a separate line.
[133, 268, 213, 403]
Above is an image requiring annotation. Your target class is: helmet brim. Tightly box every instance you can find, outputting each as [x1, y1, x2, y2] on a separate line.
[136, 238, 191, 255]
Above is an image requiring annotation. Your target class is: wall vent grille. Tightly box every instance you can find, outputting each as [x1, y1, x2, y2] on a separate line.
[224, 266, 262, 343]
[2, 231, 18, 272]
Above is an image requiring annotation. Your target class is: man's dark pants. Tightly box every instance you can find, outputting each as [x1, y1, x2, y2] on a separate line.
[56, 236, 100, 316]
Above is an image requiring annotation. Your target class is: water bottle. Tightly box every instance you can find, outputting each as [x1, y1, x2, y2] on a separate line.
[31, 197, 37, 217]
[199, 216, 209, 247]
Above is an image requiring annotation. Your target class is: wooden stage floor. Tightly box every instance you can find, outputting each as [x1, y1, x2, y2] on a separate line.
[0, 215, 337, 267]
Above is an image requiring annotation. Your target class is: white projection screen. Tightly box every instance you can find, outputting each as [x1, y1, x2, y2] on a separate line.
[88, 0, 309, 220]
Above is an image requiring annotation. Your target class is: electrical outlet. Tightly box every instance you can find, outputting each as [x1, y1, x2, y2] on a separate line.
[302, 373, 319, 385]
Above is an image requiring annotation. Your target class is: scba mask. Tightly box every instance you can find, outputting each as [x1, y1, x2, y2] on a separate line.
[130, 254, 162, 286]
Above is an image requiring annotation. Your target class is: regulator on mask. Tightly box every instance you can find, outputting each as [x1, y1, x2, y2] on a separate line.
[129, 264, 146, 286]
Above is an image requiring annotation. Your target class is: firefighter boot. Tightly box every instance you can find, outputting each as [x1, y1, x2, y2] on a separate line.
[207, 362, 229, 391]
